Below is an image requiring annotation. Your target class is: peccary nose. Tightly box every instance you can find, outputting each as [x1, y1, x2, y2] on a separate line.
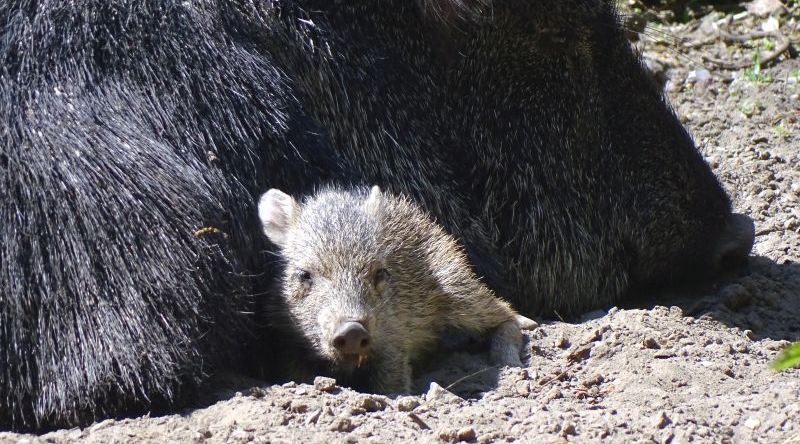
[714, 213, 756, 270]
[331, 321, 371, 354]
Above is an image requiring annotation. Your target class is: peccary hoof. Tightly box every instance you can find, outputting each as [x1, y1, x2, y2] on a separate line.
[714, 213, 756, 271]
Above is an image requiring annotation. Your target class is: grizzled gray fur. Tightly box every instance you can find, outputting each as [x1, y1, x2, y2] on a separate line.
[259, 186, 535, 393]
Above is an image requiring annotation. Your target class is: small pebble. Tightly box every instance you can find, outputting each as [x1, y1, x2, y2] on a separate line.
[478, 433, 501, 444]
[545, 387, 563, 400]
[652, 411, 671, 429]
[89, 419, 116, 433]
[289, 400, 308, 413]
[314, 376, 338, 392]
[643, 336, 661, 349]
[330, 417, 356, 433]
[305, 409, 322, 425]
[249, 386, 267, 398]
[408, 412, 430, 430]
[515, 379, 532, 396]
[457, 427, 477, 442]
[567, 344, 593, 362]
[357, 395, 388, 412]
[653, 350, 677, 359]
[561, 421, 577, 436]
[426, 382, 462, 404]
[581, 373, 605, 388]
[437, 426, 477, 443]
[686, 69, 710, 84]
[395, 396, 421, 412]
[229, 429, 253, 443]
[744, 417, 761, 430]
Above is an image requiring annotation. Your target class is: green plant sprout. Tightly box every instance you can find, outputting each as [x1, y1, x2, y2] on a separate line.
[744, 53, 773, 83]
[772, 341, 800, 371]
[737, 102, 756, 117]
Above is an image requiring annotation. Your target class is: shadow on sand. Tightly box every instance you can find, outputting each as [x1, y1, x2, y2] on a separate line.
[184, 255, 800, 408]
[622, 255, 800, 342]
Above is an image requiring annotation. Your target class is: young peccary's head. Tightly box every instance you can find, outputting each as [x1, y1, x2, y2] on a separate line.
[259, 186, 528, 392]
[259, 186, 459, 391]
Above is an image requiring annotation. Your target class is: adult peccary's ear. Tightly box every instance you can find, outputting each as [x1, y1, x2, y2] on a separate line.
[259, 189, 299, 248]
[364, 185, 383, 215]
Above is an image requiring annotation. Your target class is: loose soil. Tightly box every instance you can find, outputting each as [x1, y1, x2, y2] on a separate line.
[2, 3, 799, 443]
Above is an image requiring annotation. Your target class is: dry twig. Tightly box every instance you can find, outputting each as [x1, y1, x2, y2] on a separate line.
[702, 31, 791, 70]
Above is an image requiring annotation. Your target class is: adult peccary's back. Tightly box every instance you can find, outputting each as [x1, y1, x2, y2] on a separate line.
[267, 0, 753, 314]
[0, 0, 752, 430]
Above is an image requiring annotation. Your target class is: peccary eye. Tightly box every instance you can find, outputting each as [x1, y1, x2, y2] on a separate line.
[373, 268, 390, 287]
[294, 269, 312, 283]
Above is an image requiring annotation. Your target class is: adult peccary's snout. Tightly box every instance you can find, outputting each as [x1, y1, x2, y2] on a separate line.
[259, 186, 530, 393]
[714, 214, 757, 270]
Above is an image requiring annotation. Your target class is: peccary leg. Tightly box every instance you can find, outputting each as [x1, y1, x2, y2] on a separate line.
[439, 274, 533, 368]
[515, 314, 538, 330]
[489, 316, 537, 368]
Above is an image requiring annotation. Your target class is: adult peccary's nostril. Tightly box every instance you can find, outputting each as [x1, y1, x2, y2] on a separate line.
[714, 213, 756, 270]
[331, 321, 371, 354]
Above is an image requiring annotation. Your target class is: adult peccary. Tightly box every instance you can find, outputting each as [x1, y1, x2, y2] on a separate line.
[0, 0, 753, 431]
[259, 186, 536, 393]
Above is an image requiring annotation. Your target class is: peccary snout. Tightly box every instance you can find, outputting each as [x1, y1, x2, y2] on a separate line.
[713, 214, 756, 271]
[331, 321, 371, 355]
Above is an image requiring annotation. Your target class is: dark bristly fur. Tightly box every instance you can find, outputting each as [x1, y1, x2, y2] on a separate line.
[0, 0, 753, 431]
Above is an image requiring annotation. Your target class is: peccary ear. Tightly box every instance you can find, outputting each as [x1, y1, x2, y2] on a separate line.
[364, 185, 383, 215]
[258, 189, 298, 248]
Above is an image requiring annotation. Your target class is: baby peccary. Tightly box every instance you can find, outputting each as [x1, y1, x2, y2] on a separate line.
[259, 186, 535, 393]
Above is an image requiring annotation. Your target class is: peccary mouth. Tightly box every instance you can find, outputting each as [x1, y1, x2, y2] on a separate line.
[329, 355, 376, 392]
[337, 353, 369, 369]
[322, 352, 372, 383]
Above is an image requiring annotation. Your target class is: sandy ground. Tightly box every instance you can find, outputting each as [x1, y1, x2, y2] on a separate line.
[2, 4, 799, 444]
